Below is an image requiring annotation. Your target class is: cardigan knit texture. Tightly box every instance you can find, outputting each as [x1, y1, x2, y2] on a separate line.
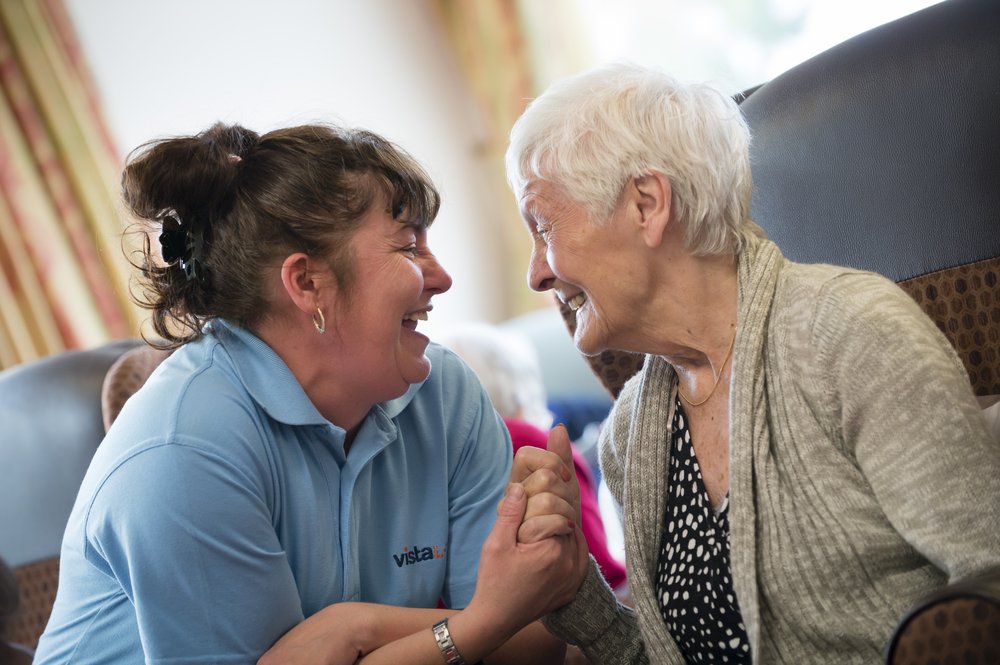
[543, 235, 1000, 664]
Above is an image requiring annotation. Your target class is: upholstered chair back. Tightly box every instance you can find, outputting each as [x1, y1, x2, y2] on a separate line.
[740, 0, 1000, 397]
[0, 340, 139, 649]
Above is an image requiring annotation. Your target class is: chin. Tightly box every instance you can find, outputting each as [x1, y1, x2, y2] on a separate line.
[573, 319, 614, 358]
[573, 331, 606, 358]
[400, 355, 432, 385]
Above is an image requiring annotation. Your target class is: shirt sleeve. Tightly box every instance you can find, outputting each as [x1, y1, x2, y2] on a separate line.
[84, 441, 303, 664]
[812, 272, 1000, 581]
[438, 357, 513, 609]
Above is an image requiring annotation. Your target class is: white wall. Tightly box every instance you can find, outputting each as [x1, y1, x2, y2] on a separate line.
[64, 0, 512, 336]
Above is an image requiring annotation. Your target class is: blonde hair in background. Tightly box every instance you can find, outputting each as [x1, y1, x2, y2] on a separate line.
[438, 322, 553, 431]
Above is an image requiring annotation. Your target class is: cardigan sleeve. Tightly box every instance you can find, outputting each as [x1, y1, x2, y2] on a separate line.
[541, 373, 653, 665]
[543, 557, 648, 664]
[810, 272, 1000, 581]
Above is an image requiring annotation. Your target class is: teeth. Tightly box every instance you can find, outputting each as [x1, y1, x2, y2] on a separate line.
[567, 294, 587, 311]
[403, 311, 429, 322]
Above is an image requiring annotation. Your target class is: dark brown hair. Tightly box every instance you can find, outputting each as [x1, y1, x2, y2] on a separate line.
[123, 123, 441, 347]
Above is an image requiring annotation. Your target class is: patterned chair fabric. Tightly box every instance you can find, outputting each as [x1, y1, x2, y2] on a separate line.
[885, 572, 1000, 665]
[897, 259, 1000, 396]
[101, 345, 173, 431]
[9, 558, 59, 649]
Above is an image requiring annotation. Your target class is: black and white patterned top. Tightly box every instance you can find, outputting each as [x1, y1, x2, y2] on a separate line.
[655, 396, 751, 664]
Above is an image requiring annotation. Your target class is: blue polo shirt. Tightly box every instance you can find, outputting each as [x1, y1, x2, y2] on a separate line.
[35, 320, 512, 664]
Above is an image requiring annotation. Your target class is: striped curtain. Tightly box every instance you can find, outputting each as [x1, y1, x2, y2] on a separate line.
[429, 0, 541, 315]
[427, 0, 599, 317]
[0, 0, 138, 370]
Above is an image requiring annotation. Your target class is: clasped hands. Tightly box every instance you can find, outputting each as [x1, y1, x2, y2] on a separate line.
[469, 424, 591, 636]
[508, 425, 583, 546]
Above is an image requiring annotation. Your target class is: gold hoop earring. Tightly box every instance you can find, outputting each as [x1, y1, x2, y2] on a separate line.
[312, 306, 326, 334]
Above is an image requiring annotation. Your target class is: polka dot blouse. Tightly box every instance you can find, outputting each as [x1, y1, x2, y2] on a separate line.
[655, 396, 751, 663]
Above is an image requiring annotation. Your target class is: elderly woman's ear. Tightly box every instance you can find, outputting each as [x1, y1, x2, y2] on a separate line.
[631, 171, 672, 249]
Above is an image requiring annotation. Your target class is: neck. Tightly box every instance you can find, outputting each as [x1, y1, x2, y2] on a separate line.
[637, 249, 738, 407]
[254, 316, 370, 437]
[630, 250, 739, 367]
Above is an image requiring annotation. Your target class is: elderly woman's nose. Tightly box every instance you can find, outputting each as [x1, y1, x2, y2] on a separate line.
[528, 247, 555, 292]
[423, 253, 453, 294]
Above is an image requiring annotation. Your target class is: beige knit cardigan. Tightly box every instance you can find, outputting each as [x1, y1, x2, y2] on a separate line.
[544, 236, 1000, 664]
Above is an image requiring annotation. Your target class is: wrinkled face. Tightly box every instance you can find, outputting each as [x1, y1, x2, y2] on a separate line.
[519, 180, 632, 356]
[327, 203, 452, 403]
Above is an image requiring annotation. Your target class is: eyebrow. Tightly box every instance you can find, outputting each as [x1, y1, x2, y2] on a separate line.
[394, 216, 424, 230]
[392, 221, 423, 240]
[519, 196, 543, 221]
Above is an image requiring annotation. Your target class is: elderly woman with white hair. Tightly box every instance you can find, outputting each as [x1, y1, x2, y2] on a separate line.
[504, 62, 1000, 664]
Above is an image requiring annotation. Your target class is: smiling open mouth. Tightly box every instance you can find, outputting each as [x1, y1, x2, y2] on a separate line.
[402, 310, 429, 330]
[567, 294, 587, 311]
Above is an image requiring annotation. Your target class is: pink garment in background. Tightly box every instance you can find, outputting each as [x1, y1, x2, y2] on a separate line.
[503, 418, 627, 591]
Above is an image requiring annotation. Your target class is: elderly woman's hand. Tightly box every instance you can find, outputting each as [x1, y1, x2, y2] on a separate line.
[507, 426, 583, 544]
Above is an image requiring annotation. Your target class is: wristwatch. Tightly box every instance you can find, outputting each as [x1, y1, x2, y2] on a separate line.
[432, 618, 467, 665]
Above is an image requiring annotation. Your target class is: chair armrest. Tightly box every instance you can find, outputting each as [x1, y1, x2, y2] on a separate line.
[886, 570, 1000, 664]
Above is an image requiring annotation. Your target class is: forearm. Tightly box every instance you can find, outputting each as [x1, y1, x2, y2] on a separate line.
[485, 621, 566, 665]
[274, 480, 585, 664]
[356, 607, 563, 665]
[261, 602, 564, 665]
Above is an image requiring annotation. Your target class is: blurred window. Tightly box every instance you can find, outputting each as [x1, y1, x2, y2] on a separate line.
[523, 0, 942, 94]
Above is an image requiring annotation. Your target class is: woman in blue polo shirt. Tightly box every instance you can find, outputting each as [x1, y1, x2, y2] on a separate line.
[34, 123, 581, 664]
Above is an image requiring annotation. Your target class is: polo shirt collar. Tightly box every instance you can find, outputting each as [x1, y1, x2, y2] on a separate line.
[209, 319, 426, 427]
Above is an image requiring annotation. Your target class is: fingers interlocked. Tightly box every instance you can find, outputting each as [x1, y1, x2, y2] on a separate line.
[506, 425, 582, 544]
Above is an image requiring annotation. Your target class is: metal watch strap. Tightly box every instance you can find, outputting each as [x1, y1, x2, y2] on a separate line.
[432, 618, 466, 665]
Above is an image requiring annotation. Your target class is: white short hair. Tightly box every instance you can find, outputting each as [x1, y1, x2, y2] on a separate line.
[437, 323, 553, 431]
[506, 62, 757, 256]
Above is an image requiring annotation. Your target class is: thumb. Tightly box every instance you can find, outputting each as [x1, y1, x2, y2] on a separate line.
[547, 425, 576, 481]
[548, 425, 583, 526]
[491, 483, 527, 540]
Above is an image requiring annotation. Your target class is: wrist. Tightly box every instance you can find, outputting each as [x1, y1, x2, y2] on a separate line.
[444, 600, 516, 662]
[432, 618, 474, 665]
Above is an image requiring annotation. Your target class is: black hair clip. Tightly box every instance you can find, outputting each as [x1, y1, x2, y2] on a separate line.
[180, 227, 207, 282]
[158, 212, 209, 283]
[159, 227, 187, 264]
